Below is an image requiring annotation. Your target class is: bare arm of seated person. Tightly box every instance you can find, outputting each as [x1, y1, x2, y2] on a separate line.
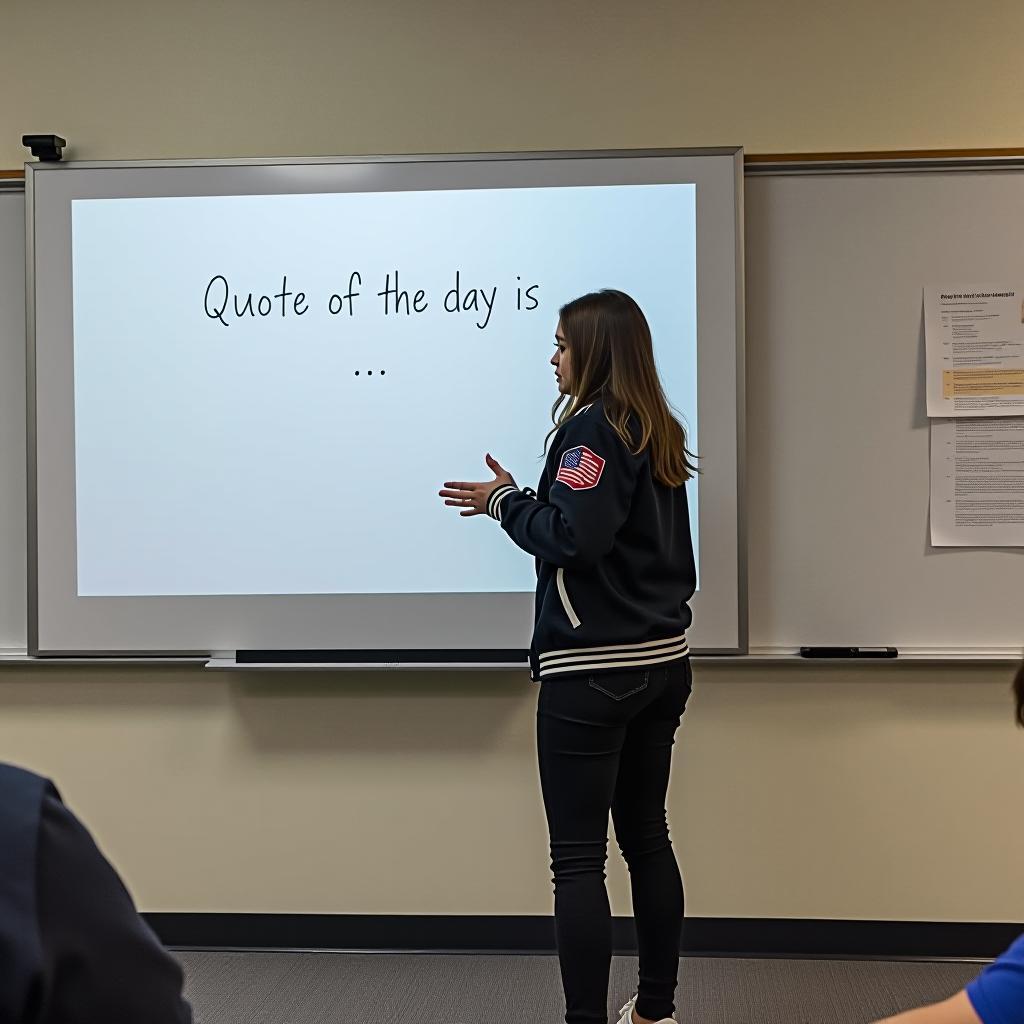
[873, 991, 981, 1024]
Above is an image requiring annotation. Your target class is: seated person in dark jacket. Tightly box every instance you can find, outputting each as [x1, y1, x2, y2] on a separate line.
[0, 762, 192, 1023]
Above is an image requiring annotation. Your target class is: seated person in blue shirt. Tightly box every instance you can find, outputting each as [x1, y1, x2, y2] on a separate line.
[872, 661, 1024, 1024]
[0, 762, 192, 1024]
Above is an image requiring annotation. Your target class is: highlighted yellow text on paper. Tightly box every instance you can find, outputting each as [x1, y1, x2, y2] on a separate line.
[942, 368, 1024, 398]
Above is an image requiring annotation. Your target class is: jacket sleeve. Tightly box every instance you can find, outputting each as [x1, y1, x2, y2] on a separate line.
[34, 782, 193, 1024]
[490, 413, 640, 569]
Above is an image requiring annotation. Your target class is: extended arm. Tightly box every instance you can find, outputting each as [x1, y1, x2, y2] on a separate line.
[873, 991, 981, 1024]
[495, 415, 639, 569]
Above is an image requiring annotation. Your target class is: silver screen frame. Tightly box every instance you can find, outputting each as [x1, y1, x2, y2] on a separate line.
[27, 148, 745, 657]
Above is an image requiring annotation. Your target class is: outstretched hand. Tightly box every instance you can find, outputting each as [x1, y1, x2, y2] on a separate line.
[439, 454, 516, 517]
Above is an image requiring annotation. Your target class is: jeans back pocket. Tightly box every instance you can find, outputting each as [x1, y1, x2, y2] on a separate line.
[587, 670, 650, 701]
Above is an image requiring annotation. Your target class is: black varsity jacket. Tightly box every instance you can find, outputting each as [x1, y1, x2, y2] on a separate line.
[487, 401, 696, 682]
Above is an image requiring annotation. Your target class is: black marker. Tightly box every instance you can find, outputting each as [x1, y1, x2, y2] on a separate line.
[800, 646, 898, 659]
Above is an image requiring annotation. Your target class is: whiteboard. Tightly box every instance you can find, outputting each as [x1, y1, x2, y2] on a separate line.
[0, 189, 25, 653]
[6, 161, 1024, 658]
[745, 165, 1024, 655]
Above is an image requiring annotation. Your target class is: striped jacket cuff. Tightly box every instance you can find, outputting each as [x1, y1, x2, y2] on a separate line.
[487, 485, 520, 521]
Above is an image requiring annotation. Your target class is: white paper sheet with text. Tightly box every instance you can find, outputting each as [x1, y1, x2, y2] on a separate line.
[924, 285, 1024, 417]
[930, 417, 1024, 546]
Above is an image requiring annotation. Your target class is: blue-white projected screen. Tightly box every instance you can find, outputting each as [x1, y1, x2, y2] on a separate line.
[71, 184, 697, 597]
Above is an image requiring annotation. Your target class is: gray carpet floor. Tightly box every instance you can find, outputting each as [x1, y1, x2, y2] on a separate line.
[175, 950, 984, 1024]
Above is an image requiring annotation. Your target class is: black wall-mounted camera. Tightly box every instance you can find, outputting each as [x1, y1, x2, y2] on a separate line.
[22, 135, 67, 162]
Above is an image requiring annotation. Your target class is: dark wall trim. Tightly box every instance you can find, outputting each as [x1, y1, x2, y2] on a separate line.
[144, 914, 1021, 960]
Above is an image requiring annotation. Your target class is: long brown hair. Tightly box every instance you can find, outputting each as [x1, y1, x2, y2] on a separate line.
[547, 289, 697, 486]
[1014, 660, 1024, 729]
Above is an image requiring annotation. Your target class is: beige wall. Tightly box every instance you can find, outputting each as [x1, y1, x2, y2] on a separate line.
[5, 0, 1024, 168]
[2, 0, 1024, 923]
[0, 662, 1020, 920]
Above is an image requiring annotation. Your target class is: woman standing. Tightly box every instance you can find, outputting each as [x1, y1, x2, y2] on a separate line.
[441, 289, 697, 1024]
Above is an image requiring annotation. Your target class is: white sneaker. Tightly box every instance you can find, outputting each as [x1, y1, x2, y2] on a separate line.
[615, 994, 676, 1024]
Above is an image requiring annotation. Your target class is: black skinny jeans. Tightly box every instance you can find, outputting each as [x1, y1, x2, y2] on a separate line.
[537, 658, 692, 1024]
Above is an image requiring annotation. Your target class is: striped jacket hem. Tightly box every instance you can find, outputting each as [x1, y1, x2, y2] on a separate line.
[537, 632, 689, 679]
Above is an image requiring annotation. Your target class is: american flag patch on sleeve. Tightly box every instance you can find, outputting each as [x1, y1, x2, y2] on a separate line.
[555, 445, 605, 490]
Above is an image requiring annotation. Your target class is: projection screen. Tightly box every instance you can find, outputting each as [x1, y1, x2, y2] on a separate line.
[27, 149, 744, 658]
